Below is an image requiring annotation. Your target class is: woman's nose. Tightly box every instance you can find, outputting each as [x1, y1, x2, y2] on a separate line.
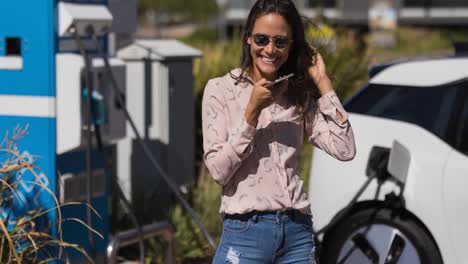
[264, 41, 276, 54]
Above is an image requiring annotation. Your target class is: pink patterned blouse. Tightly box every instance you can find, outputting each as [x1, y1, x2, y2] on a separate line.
[202, 69, 355, 215]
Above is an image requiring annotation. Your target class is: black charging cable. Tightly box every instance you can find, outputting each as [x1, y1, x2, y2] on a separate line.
[86, 79, 146, 263]
[73, 27, 145, 264]
[72, 28, 96, 258]
[89, 31, 217, 250]
[94, 130, 145, 264]
[315, 173, 377, 237]
[317, 148, 404, 263]
[336, 182, 383, 264]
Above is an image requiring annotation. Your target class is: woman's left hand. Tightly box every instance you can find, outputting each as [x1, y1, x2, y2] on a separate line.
[307, 46, 333, 95]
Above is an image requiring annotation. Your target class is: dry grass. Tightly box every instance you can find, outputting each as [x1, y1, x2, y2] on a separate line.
[0, 125, 99, 263]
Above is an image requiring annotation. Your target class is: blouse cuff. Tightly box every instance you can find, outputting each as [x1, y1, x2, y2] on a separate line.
[317, 91, 349, 126]
[230, 118, 257, 159]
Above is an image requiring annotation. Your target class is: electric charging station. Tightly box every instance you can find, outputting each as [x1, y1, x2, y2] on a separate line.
[117, 40, 202, 221]
[0, 0, 128, 262]
[0, 0, 210, 261]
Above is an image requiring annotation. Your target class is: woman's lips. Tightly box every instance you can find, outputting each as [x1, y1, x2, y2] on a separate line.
[260, 56, 277, 65]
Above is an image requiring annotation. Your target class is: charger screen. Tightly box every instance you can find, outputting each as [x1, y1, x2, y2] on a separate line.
[6, 37, 21, 56]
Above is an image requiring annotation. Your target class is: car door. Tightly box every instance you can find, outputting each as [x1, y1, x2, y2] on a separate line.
[443, 84, 468, 263]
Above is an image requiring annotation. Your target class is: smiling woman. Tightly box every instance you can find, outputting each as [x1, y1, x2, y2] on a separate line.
[201, 0, 356, 263]
[247, 13, 291, 81]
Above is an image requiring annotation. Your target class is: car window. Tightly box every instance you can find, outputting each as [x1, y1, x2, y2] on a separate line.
[404, 0, 468, 7]
[345, 84, 458, 141]
[457, 93, 468, 154]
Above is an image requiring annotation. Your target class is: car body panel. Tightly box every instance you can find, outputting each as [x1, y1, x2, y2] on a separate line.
[309, 113, 458, 263]
[443, 149, 468, 263]
[370, 58, 468, 87]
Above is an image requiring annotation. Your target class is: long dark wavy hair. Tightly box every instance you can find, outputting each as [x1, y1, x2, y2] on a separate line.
[231, 0, 320, 114]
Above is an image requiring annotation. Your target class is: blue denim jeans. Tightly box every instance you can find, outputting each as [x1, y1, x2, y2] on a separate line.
[212, 210, 316, 264]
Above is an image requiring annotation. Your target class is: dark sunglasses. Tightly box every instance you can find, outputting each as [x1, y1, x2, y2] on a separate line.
[252, 33, 291, 49]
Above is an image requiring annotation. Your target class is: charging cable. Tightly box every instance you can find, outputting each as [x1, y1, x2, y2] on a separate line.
[73, 27, 145, 264]
[72, 28, 96, 258]
[88, 28, 217, 250]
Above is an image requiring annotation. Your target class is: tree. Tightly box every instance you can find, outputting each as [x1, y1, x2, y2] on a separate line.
[138, 0, 218, 23]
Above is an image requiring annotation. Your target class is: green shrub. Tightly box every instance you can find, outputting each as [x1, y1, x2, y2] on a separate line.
[307, 25, 370, 99]
[371, 27, 451, 57]
[168, 164, 220, 261]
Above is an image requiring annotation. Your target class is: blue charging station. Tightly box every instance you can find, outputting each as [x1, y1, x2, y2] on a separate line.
[0, 0, 127, 262]
[0, 0, 58, 236]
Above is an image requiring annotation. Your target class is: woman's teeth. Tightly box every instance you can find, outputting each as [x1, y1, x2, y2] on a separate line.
[262, 56, 276, 63]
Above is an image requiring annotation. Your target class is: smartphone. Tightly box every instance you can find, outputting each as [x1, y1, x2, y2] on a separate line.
[267, 73, 294, 87]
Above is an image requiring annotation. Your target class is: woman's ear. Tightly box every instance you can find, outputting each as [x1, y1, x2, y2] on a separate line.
[247, 37, 252, 45]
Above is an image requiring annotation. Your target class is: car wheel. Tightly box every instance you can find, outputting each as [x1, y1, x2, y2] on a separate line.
[320, 207, 443, 264]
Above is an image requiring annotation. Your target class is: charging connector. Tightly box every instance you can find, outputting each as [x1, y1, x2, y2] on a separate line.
[59, 2, 112, 37]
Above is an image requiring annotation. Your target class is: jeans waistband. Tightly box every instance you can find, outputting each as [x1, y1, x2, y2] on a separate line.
[224, 209, 309, 222]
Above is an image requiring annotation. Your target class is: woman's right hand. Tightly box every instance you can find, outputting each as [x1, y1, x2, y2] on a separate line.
[244, 78, 288, 127]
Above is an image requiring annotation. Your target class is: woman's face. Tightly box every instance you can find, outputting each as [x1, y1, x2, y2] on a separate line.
[247, 13, 292, 81]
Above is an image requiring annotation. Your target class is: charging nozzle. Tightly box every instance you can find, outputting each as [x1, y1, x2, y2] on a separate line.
[59, 2, 113, 37]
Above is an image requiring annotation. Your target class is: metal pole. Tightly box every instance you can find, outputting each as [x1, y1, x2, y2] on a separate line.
[107, 222, 175, 263]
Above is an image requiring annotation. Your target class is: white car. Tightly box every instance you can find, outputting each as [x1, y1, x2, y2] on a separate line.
[308, 58, 468, 264]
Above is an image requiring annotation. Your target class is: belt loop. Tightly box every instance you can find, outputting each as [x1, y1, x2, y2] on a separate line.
[251, 212, 258, 223]
[292, 210, 299, 221]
